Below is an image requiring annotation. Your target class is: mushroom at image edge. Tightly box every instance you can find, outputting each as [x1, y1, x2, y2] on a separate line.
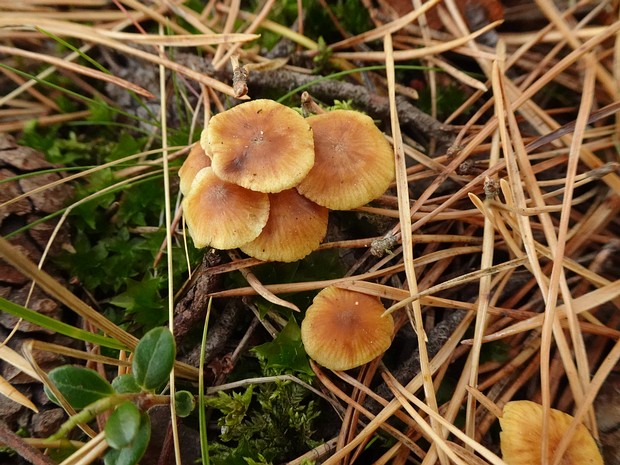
[296, 109, 395, 210]
[240, 188, 328, 263]
[300, 286, 394, 371]
[182, 167, 270, 250]
[178, 142, 211, 196]
[500, 400, 603, 465]
[208, 99, 315, 193]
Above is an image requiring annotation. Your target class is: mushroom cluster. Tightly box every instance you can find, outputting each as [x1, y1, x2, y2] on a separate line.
[180, 99, 394, 262]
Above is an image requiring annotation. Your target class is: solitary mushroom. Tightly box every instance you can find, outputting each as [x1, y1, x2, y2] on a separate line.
[207, 99, 315, 193]
[178, 142, 211, 196]
[500, 400, 603, 465]
[182, 167, 269, 250]
[296, 110, 395, 210]
[240, 188, 328, 262]
[300, 286, 394, 371]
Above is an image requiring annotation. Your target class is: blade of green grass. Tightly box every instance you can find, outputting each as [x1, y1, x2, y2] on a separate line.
[0, 297, 127, 350]
[198, 298, 212, 465]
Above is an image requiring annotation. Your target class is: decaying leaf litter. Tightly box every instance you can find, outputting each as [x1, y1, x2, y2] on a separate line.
[0, 1, 619, 464]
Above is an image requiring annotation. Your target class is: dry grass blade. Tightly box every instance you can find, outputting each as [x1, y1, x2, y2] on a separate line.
[383, 257, 528, 317]
[0, 17, 240, 97]
[465, 101, 502, 440]
[101, 31, 260, 45]
[228, 251, 301, 313]
[480, 280, 620, 343]
[0, 373, 39, 413]
[385, 32, 448, 465]
[212, 0, 276, 69]
[28, 340, 130, 367]
[383, 374, 468, 465]
[0, 343, 41, 382]
[0, 44, 155, 98]
[332, 21, 502, 61]
[21, 341, 98, 440]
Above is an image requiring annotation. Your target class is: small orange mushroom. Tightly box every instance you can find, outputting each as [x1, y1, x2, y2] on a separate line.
[296, 110, 395, 210]
[207, 99, 315, 193]
[182, 167, 269, 250]
[300, 286, 394, 371]
[240, 188, 328, 262]
[500, 400, 603, 465]
[178, 142, 211, 196]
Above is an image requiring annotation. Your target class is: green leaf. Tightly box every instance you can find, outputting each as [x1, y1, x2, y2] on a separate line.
[115, 179, 166, 227]
[174, 390, 195, 418]
[132, 327, 176, 391]
[244, 454, 271, 465]
[104, 412, 150, 465]
[252, 319, 312, 376]
[45, 366, 114, 409]
[112, 374, 141, 394]
[105, 401, 141, 449]
[105, 133, 146, 162]
[109, 275, 165, 320]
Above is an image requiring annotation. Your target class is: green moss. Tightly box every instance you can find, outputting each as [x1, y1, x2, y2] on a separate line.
[206, 379, 321, 465]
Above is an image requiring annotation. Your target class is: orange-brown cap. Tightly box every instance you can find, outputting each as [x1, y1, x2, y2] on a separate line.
[240, 188, 328, 262]
[500, 400, 603, 465]
[179, 142, 211, 196]
[207, 99, 315, 193]
[296, 110, 395, 210]
[300, 286, 394, 370]
[182, 167, 269, 250]
[199, 128, 212, 159]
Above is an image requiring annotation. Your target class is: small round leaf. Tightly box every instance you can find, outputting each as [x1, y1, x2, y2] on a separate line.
[104, 412, 150, 465]
[45, 365, 113, 409]
[112, 374, 141, 394]
[105, 401, 141, 449]
[174, 390, 195, 418]
[132, 327, 176, 391]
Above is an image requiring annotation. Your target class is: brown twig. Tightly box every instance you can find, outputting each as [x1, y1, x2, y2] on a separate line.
[173, 249, 223, 343]
[0, 420, 57, 465]
[245, 69, 455, 148]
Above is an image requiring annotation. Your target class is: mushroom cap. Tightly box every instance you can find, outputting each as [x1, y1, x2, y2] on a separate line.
[208, 99, 315, 193]
[240, 188, 328, 262]
[500, 400, 603, 465]
[179, 142, 211, 196]
[296, 110, 395, 210]
[182, 167, 270, 250]
[301, 286, 394, 370]
[199, 128, 212, 159]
